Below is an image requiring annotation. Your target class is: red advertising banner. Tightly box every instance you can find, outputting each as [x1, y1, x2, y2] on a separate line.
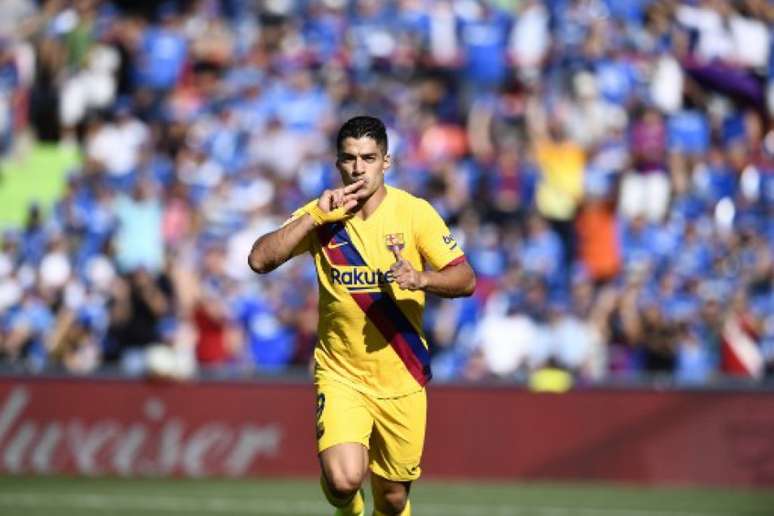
[0, 377, 318, 478]
[1, 377, 773, 487]
[424, 386, 774, 487]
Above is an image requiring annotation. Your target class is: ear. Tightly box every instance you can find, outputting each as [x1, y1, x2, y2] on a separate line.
[383, 153, 391, 171]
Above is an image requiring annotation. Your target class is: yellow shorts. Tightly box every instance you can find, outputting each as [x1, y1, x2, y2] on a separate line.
[314, 377, 427, 482]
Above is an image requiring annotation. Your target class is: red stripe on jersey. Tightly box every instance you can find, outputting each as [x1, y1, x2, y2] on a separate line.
[325, 245, 349, 265]
[441, 255, 466, 270]
[351, 292, 429, 387]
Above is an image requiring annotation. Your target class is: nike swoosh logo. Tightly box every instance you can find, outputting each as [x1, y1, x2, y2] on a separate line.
[327, 242, 348, 249]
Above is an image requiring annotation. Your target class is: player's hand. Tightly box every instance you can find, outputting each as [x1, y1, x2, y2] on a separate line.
[305, 180, 367, 225]
[389, 247, 426, 291]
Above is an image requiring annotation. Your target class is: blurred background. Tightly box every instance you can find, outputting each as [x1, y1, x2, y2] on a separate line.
[0, 0, 773, 514]
[0, 0, 772, 385]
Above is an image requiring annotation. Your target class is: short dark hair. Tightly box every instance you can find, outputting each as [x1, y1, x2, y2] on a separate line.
[336, 116, 388, 155]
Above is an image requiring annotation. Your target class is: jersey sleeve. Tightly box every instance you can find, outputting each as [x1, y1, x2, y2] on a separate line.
[282, 202, 315, 258]
[414, 199, 465, 270]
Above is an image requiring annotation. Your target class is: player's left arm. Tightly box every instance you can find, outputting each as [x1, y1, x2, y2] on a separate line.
[391, 251, 475, 297]
[390, 199, 476, 298]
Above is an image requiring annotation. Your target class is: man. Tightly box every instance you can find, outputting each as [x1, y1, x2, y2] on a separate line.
[248, 116, 476, 516]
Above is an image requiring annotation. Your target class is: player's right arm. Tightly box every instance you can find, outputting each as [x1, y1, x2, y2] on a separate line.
[248, 179, 366, 274]
[247, 214, 315, 274]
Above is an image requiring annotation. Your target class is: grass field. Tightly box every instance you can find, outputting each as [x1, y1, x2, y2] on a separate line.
[0, 476, 772, 516]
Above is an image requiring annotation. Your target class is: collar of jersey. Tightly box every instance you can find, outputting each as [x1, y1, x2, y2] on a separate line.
[349, 185, 391, 225]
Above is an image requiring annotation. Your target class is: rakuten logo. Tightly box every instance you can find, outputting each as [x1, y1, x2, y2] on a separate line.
[331, 267, 394, 289]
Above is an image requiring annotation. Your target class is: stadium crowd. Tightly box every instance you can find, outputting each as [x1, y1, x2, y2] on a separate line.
[0, 0, 772, 385]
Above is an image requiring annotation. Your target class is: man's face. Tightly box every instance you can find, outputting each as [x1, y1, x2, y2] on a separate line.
[336, 136, 390, 196]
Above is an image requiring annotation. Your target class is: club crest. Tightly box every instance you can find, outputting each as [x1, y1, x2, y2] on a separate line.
[384, 233, 405, 252]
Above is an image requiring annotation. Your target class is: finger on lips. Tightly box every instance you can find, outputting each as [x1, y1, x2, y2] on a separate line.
[344, 179, 365, 193]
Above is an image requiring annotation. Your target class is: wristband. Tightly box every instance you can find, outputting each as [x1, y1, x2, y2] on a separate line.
[304, 204, 350, 226]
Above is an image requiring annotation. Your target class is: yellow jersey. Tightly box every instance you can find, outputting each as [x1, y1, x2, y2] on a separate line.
[289, 186, 465, 398]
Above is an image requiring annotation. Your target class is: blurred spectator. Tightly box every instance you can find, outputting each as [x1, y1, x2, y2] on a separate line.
[575, 189, 621, 283]
[113, 177, 163, 273]
[48, 308, 100, 374]
[59, 30, 120, 134]
[620, 105, 670, 222]
[191, 243, 242, 370]
[103, 268, 172, 375]
[1, 289, 53, 371]
[530, 116, 585, 270]
[235, 283, 297, 373]
[85, 103, 149, 187]
[0, 40, 21, 156]
[508, 0, 549, 79]
[459, 0, 511, 95]
[426, 0, 460, 69]
[134, 4, 187, 94]
[519, 212, 563, 282]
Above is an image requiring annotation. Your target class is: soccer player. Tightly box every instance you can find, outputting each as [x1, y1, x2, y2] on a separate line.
[248, 116, 476, 516]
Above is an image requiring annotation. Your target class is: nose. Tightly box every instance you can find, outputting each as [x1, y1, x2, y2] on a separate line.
[352, 158, 365, 175]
